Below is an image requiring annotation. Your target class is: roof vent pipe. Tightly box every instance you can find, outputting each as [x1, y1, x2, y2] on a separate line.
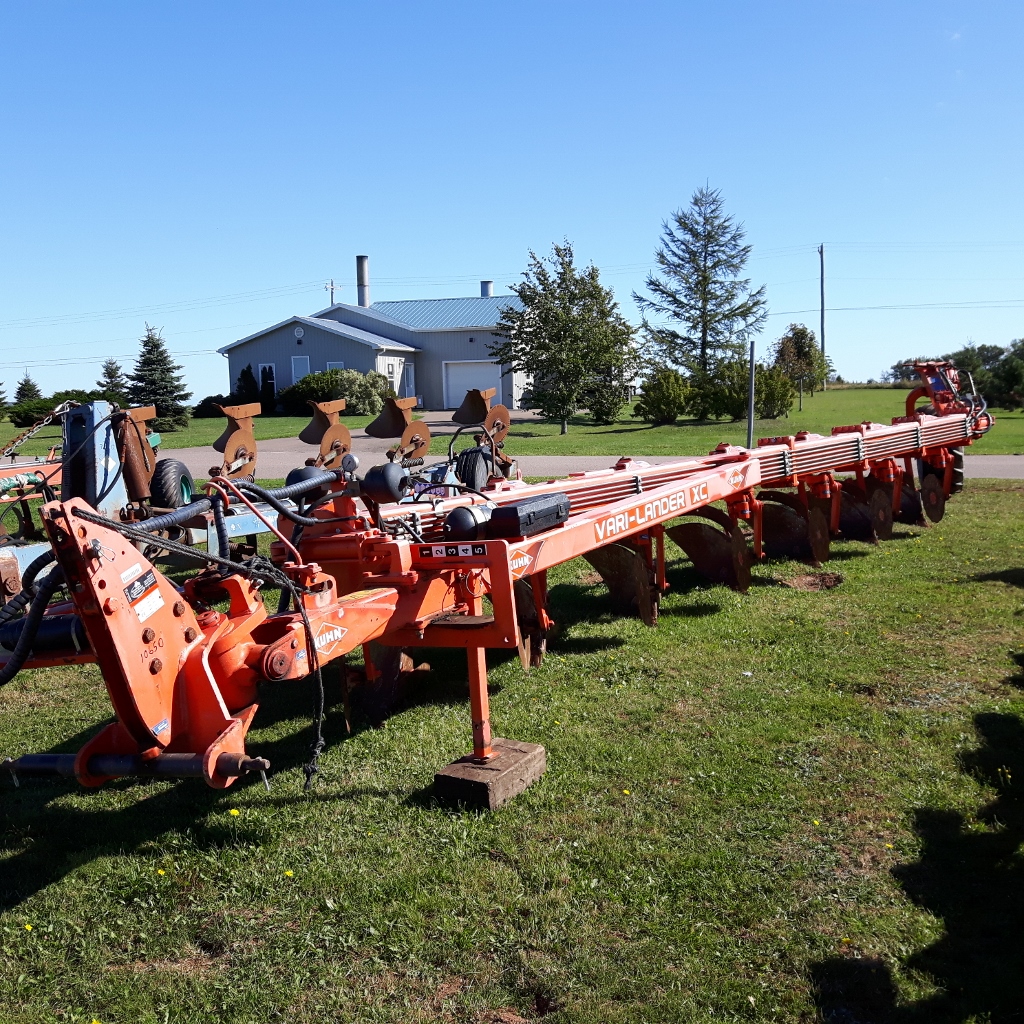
[480, 280, 494, 298]
[356, 255, 370, 307]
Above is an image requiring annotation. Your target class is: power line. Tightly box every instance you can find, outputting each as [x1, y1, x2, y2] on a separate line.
[0, 280, 324, 332]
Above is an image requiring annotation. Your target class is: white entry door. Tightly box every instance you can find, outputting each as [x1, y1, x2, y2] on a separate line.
[443, 360, 503, 409]
[291, 355, 310, 384]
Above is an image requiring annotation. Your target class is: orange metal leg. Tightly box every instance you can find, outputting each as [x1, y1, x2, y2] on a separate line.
[467, 644, 494, 761]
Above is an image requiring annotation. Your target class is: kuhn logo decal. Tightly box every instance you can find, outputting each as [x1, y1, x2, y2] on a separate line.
[313, 621, 347, 658]
[509, 552, 533, 578]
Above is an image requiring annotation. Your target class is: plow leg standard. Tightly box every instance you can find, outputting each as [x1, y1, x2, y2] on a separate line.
[0, 362, 993, 808]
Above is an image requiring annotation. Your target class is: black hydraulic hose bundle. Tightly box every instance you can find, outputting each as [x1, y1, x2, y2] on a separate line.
[0, 550, 56, 626]
[0, 565, 65, 687]
[135, 469, 344, 535]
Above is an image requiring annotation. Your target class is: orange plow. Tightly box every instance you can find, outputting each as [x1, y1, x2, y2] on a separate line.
[0, 361, 994, 808]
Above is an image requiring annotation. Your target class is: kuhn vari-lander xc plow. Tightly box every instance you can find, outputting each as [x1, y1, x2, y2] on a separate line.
[0, 362, 993, 808]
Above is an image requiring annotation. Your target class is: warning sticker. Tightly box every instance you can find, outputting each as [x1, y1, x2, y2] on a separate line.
[124, 569, 164, 623]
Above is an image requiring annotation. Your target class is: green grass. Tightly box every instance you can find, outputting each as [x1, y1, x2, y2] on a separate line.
[2, 482, 1023, 1021]
[430, 389, 1022, 457]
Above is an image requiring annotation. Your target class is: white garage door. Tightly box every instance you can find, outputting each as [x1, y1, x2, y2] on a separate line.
[443, 360, 503, 409]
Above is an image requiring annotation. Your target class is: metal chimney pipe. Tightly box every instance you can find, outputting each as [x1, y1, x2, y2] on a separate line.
[480, 280, 494, 298]
[356, 255, 370, 307]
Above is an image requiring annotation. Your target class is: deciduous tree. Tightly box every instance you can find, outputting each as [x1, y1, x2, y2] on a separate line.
[490, 242, 636, 433]
[772, 323, 832, 394]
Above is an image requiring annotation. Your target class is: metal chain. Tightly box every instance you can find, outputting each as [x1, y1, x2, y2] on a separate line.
[1, 401, 79, 460]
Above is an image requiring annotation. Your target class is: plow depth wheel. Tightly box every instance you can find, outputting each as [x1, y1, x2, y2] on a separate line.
[666, 521, 751, 593]
[920, 474, 946, 523]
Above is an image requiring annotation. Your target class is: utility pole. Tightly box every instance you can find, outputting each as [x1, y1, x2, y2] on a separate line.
[818, 243, 826, 391]
[325, 279, 336, 305]
[746, 336, 756, 449]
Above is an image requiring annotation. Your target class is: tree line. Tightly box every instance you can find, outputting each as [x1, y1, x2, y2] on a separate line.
[0, 326, 193, 431]
[490, 186, 833, 432]
[883, 343, 1024, 409]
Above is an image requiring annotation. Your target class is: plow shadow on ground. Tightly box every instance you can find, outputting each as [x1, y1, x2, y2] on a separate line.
[810, 711, 1024, 1023]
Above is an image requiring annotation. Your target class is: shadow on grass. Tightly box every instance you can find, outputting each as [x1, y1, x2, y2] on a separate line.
[1006, 652, 1024, 689]
[0, 678, 416, 909]
[974, 567, 1024, 590]
[810, 712, 1024, 1023]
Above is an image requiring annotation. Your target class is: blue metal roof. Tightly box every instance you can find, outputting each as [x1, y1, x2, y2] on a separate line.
[218, 315, 416, 354]
[369, 295, 522, 330]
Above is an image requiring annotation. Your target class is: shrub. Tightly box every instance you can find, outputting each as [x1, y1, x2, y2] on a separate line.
[633, 367, 688, 425]
[754, 364, 796, 419]
[277, 369, 387, 417]
[8, 399, 60, 428]
[586, 364, 632, 425]
[688, 360, 749, 421]
[193, 394, 232, 418]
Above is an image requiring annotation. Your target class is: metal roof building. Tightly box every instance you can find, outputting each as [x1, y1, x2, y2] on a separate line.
[218, 259, 526, 410]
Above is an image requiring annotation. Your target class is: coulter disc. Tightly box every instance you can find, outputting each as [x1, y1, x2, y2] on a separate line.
[868, 487, 894, 541]
[920, 474, 946, 523]
[807, 507, 831, 565]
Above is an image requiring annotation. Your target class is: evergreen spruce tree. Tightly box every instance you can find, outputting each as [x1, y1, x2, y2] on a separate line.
[0, 381, 6, 418]
[127, 325, 192, 430]
[14, 372, 43, 404]
[490, 242, 636, 433]
[634, 187, 768, 419]
[96, 358, 130, 406]
[234, 364, 260, 402]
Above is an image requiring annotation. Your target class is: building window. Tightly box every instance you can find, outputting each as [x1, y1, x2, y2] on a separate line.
[258, 363, 276, 395]
[327, 361, 345, 371]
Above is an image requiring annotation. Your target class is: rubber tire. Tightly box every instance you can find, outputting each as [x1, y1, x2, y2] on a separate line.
[150, 459, 195, 509]
[455, 447, 490, 491]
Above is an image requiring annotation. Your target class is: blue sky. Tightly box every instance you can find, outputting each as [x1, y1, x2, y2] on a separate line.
[1, 1, 1021, 398]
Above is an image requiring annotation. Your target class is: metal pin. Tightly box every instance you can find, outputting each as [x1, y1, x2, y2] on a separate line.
[260, 770, 271, 792]
[3, 758, 20, 788]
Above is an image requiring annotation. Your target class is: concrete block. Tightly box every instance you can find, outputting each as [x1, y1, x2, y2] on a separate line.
[433, 737, 546, 811]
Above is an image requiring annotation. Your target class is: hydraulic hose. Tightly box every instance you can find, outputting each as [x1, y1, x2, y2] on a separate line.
[232, 480, 353, 527]
[211, 494, 231, 568]
[0, 550, 57, 626]
[0, 565, 65, 687]
[135, 470, 343, 535]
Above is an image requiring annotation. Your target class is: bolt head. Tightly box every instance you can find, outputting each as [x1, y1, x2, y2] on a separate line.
[149, 658, 163, 674]
[141, 627, 156, 644]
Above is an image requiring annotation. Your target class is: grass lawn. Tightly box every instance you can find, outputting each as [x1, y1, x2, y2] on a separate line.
[1, 481, 1022, 1022]
[429, 389, 1023, 458]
